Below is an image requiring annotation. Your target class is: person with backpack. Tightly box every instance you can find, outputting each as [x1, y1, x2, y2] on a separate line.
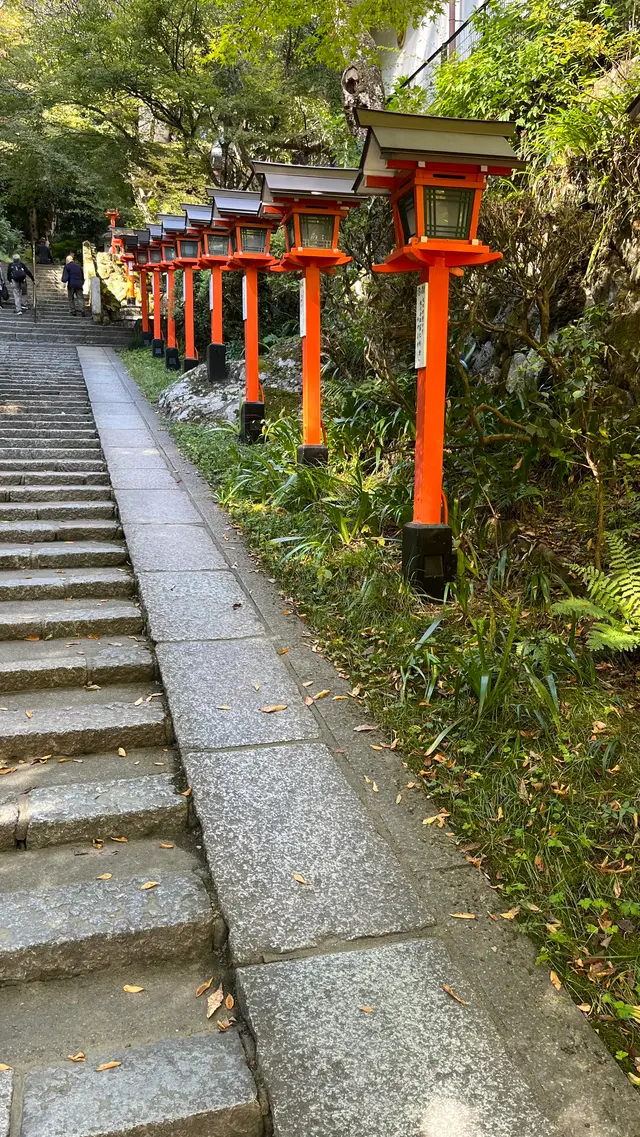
[7, 253, 34, 315]
[61, 254, 85, 316]
[0, 262, 7, 309]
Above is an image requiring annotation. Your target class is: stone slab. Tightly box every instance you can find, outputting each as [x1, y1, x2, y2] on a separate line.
[0, 801, 17, 850]
[156, 639, 318, 751]
[115, 488, 202, 525]
[0, 872, 213, 982]
[184, 743, 432, 964]
[103, 448, 166, 471]
[109, 468, 180, 491]
[124, 523, 227, 571]
[0, 1070, 11, 1137]
[238, 939, 556, 1137]
[20, 1033, 262, 1137]
[138, 570, 262, 642]
[100, 429, 157, 448]
[25, 773, 186, 848]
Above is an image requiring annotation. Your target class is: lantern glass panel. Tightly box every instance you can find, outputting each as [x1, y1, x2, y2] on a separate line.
[286, 217, 295, 250]
[206, 233, 228, 256]
[137, 251, 148, 265]
[163, 246, 176, 261]
[397, 191, 416, 244]
[179, 239, 199, 259]
[240, 227, 267, 253]
[149, 248, 162, 263]
[230, 229, 238, 253]
[423, 186, 475, 240]
[299, 214, 334, 249]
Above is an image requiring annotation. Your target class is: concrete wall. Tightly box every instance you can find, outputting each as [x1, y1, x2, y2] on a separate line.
[374, 0, 484, 94]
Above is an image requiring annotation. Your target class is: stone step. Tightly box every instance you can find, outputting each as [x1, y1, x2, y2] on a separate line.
[4, 772, 186, 849]
[0, 540, 127, 569]
[19, 1034, 261, 1137]
[0, 460, 105, 473]
[0, 870, 212, 982]
[0, 485, 111, 502]
[0, 565, 133, 601]
[0, 680, 169, 760]
[0, 416, 95, 427]
[0, 447, 100, 460]
[0, 471, 108, 486]
[0, 518, 119, 543]
[0, 596, 140, 640]
[0, 437, 101, 451]
[0, 501, 113, 522]
[0, 633, 153, 691]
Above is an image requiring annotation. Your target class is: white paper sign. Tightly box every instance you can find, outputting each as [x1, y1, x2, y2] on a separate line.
[209, 272, 213, 311]
[299, 278, 306, 338]
[242, 275, 247, 321]
[182, 272, 186, 303]
[415, 282, 427, 369]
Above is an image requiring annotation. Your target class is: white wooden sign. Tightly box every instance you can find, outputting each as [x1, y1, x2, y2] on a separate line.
[182, 272, 186, 302]
[209, 272, 213, 310]
[415, 282, 428, 369]
[299, 278, 306, 338]
[242, 275, 247, 321]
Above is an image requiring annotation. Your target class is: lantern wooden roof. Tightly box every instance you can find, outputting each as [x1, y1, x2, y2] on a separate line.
[181, 203, 214, 227]
[251, 162, 361, 204]
[355, 108, 525, 194]
[158, 214, 187, 235]
[206, 188, 263, 219]
[147, 223, 163, 241]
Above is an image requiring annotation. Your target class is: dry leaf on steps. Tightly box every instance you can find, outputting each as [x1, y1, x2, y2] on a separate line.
[206, 984, 224, 1019]
[313, 690, 329, 700]
[449, 913, 477, 920]
[110, 836, 128, 843]
[217, 1017, 236, 1032]
[260, 705, 288, 713]
[354, 724, 376, 732]
[225, 994, 235, 1010]
[0, 1063, 12, 1072]
[195, 978, 213, 998]
[117, 748, 126, 757]
[443, 984, 468, 1006]
[549, 971, 562, 991]
[159, 843, 174, 849]
[293, 873, 310, 886]
[96, 1062, 121, 1072]
[140, 881, 159, 891]
[96, 873, 112, 881]
[67, 1053, 85, 1063]
[181, 787, 192, 797]
[500, 907, 521, 920]
[123, 985, 144, 994]
[359, 1005, 374, 1013]
[304, 697, 314, 706]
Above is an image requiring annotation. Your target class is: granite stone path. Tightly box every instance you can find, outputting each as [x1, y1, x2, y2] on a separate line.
[72, 344, 640, 1137]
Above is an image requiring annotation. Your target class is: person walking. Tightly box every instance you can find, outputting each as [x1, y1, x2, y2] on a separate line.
[0, 262, 7, 309]
[61, 254, 85, 316]
[7, 253, 34, 316]
[35, 237, 53, 264]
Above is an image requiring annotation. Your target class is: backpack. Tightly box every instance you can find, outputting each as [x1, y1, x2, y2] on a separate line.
[11, 265, 26, 284]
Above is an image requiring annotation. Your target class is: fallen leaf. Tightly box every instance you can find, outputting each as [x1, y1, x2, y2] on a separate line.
[278, 648, 290, 655]
[370, 745, 383, 751]
[225, 994, 235, 1010]
[206, 984, 224, 1019]
[443, 984, 468, 1006]
[629, 1072, 640, 1087]
[134, 697, 144, 706]
[123, 985, 144, 994]
[253, 682, 260, 690]
[0, 767, 17, 776]
[217, 705, 232, 711]
[333, 695, 348, 700]
[96, 873, 112, 881]
[67, 1053, 85, 1063]
[577, 1003, 591, 1014]
[0, 1063, 11, 1072]
[396, 794, 402, 804]
[181, 787, 192, 797]
[260, 705, 288, 713]
[302, 681, 313, 687]
[110, 836, 128, 843]
[372, 782, 379, 793]
[354, 724, 376, 732]
[359, 1005, 374, 1013]
[195, 978, 213, 998]
[159, 842, 174, 849]
[217, 1016, 236, 1032]
[25, 711, 33, 719]
[304, 696, 314, 706]
[86, 684, 101, 691]
[549, 971, 562, 991]
[293, 872, 310, 886]
[140, 881, 159, 890]
[500, 907, 521, 920]
[25, 636, 40, 641]
[92, 838, 104, 849]
[96, 1062, 121, 1072]
[313, 689, 329, 700]
[449, 913, 477, 920]
[118, 747, 126, 757]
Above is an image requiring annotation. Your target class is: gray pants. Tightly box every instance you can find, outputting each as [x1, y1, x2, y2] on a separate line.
[10, 282, 22, 314]
[68, 286, 84, 314]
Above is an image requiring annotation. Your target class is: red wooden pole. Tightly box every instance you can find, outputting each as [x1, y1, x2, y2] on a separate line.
[413, 259, 450, 524]
[140, 270, 149, 335]
[302, 264, 322, 448]
[152, 270, 162, 341]
[166, 271, 176, 349]
[243, 265, 260, 402]
[211, 266, 223, 343]
[183, 267, 196, 365]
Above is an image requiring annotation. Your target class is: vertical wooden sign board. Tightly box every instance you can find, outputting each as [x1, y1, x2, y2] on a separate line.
[242, 275, 247, 321]
[299, 277, 306, 338]
[415, 281, 427, 369]
[209, 273, 214, 311]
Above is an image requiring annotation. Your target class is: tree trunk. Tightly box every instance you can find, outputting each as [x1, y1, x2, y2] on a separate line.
[341, 30, 385, 138]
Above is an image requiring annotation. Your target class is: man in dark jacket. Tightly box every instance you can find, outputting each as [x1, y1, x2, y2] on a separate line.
[7, 254, 34, 315]
[61, 255, 85, 316]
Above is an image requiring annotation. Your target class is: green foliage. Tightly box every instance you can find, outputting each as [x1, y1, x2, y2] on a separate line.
[553, 535, 640, 652]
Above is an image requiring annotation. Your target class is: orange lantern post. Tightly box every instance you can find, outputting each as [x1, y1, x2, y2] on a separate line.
[105, 209, 120, 256]
[209, 189, 281, 442]
[130, 233, 152, 346]
[183, 203, 229, 382]
[159, 237, 180, 370]
[253, 162, 362, 465]
[355, 109, 524, 597]
[160, 213, 201, 372]
[146, 225, 165, 358]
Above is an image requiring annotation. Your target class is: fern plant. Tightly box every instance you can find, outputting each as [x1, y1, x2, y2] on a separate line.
[552, 534, 640, 652]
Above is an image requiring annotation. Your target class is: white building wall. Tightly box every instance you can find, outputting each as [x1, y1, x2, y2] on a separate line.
[374, 0, 483, 94]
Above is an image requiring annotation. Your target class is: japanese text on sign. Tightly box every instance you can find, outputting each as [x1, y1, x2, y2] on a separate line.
[415, 282, 427, 369]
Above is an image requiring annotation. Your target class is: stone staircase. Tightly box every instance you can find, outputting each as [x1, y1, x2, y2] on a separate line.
[0, 346, 263, 1136]
[0, 265, 134, 347]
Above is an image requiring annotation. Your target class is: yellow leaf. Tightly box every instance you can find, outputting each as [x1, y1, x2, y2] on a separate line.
[370, 745, 383, 751]
[92, 838, 104, 849]
[497, 806, 503, 820]
[549, 972, 562, 991]
[110, 836, 128, 843]
[96, 873, 112, 881]
[395, 794, 402, 804]
[25, 711, 33, 719]
[304, 696, 314, 706]
[159, 842, 174, 849]
[577, 1003, 591, 1014]
[628, 1073, 640, 1087]
[67, 1053, 85, 1063]
[217, 705, 232, 711]
[372, 782, 379, 793]
[278, 648, 290, 655]
[423, 816, 439, 825]
[359, 1005, 374, 1013]
[118, 748, 127, 757]
[140, 881, 159, 890]
[217, 1016, 236, 1032]
[96, 1062, 121, 1072]
[181, 787, 192, 797]
[260, 705, 288, 713]
[0, 1063, 12, 1072]
[293, 872, 310, 886]
[134, 697, 144, 706]
[195, 978, 213, 998]
[449, 913, 477, 920]
[333, 695, 348, 700]
[313, 690, 329, 700]
[500, 907, 521, 920]
[225, 994, 235, 1010]
[123, 985, 144, 994]
[443, 984, 468, 1006]
[302, 680, 313, 687]
[206, 984, 224, 1019]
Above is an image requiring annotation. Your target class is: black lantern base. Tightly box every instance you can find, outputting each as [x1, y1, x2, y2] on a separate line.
[402, 522, 455, 599]
[240, 401, 265, 444]
[183, 357, 198, 373]
[152, 338, 164, 358]
[297, 444, 328, 468]
[126, 297, 137, 307]
[141, 330, 153, 347]
[207, 342, 227, 384]
[165, 347, 181, 371]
